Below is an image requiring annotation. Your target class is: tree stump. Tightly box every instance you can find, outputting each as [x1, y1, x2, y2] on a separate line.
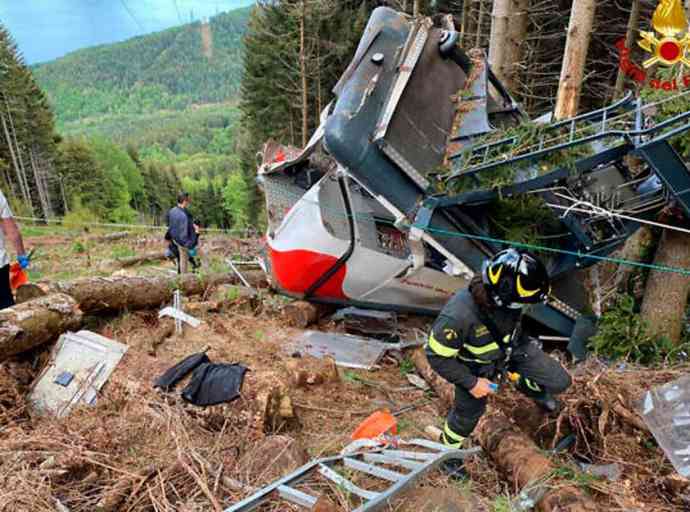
[283, 301, 334, 328]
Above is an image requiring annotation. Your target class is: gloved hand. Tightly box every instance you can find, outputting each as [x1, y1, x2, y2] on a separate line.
[187, 248, 198, 258]
[17, 254, 30, 269]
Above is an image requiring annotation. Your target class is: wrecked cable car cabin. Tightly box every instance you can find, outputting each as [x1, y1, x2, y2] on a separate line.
[257, 7, 690, 345]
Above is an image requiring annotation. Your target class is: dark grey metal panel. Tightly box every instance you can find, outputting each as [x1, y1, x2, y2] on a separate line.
[377, 27, 468, 180]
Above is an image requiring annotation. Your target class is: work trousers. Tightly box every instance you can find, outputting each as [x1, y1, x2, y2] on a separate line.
[0, 264, 14, 310]
[174, 241, 190, 274]
[445, 340, 571, 442]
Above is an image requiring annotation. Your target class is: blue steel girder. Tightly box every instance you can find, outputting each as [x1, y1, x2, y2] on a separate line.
[636, 140, 690, 217]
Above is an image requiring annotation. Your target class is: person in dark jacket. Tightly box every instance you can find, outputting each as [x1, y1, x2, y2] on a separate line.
[426, 248, 572, 479]
[165, 192, 199, 274]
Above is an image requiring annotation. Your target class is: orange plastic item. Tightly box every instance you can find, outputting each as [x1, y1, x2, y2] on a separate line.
[351, 410, 397, 440]
[9, 262, 28, 291]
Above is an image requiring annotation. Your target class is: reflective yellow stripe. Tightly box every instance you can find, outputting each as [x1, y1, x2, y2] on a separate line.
[517, 275, 541, 298]
[442, 433, 462, 448]
[443, 422, 465, 446]
[525, 378, 541, 392]
[427, 334, 459, 358]
[464, 342, 500, 356]
[502, 334, 511, 344]
[488, 264, 503, 285]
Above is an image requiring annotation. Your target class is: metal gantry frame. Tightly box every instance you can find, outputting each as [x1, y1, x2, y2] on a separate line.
[410, 92, 690, 277]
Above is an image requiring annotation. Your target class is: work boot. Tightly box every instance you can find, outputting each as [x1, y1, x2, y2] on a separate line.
[532, 393, 562, 415]
[440, 458, 467, 480]
[515, 377, 562, 415]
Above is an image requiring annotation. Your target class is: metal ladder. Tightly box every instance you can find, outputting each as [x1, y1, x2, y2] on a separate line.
[224, 439, 481, 512]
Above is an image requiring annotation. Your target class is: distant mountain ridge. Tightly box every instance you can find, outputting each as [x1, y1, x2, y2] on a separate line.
[33, 7, 251, 125]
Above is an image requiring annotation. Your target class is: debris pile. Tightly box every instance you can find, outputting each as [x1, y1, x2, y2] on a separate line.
[1, 231, 690, 511]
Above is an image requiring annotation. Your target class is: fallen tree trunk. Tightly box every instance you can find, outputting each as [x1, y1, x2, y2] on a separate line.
[476, 411, 598, 512]
[0, 272, 267, 360]
[92, 231, 130, 243]
[111, 251, 168, 268]
[50, 271, 267, 315]
[0, 293, 83, 360]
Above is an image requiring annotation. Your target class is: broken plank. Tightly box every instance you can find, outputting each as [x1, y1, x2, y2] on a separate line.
[159, 306, 201, 327]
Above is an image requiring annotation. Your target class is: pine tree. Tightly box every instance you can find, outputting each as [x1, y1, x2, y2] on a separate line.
[0, 23, 60, 218]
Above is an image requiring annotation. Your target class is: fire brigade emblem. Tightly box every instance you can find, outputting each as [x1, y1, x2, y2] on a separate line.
[638, 0, 690, 68]
[444, 328, 457, 341]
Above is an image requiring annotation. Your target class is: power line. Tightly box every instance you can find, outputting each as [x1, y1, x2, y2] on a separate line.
[119, 0, 146, 32]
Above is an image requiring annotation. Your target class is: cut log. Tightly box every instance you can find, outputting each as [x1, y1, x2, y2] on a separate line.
[15, 283, 47, 304]
[411, 348, 454, 411]
[50, 272, 267, 315]
[0, 293, 83, 360]
[476, 410, 598, 512]
[283, 300, 334, 328]
[1, 273, 268, 360]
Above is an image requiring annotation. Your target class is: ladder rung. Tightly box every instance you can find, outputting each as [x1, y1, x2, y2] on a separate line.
[318, 464, 380, 501]
[404, 438, 454, 452]
[277, 485, 318, 508]
[381, 449, 436, 461]
[363, 453, 424, 470]
[344, 457, 405, 482]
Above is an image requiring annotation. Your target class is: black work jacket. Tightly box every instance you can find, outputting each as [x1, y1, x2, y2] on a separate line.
[425, 288, 522, 390]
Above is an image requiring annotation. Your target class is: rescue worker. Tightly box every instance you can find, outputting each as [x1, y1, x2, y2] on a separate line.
[425, 248, 572, 479]
[165, 192, 199, 274]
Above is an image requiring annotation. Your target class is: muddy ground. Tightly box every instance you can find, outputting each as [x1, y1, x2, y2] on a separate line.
[0, 224, 688, 511]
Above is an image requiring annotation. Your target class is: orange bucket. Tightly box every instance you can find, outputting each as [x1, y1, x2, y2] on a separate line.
[9, 262, 28, 291]
[351, 410, 397, 440]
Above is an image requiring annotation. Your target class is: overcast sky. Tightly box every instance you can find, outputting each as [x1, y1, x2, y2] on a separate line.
[0, 0, 254, 64]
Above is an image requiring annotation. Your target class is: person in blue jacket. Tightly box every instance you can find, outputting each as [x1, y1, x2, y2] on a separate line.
[165, 192, 200, 273]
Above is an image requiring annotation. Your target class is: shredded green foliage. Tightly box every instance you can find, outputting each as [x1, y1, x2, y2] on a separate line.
[444, 119, 601, 196]
[487, 195, 564, 247]
[589, 294, 690, 365]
